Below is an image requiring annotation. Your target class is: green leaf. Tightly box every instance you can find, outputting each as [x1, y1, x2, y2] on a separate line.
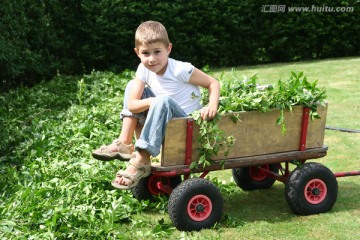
[0, 220, 17, 226]
[189, 162, 198, 169]
[49, 178, 59, 183]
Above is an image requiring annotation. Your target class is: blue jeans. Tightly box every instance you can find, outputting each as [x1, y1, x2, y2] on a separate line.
[120, 80, 188, 157]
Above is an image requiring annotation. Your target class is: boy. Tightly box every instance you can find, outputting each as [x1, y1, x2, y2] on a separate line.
[92, 21, 220, 190]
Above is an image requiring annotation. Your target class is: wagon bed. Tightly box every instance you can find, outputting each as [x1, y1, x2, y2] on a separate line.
[158, 105, 327, 166]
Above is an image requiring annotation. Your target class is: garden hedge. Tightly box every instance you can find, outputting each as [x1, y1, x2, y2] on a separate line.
[1, 0, 359, 91]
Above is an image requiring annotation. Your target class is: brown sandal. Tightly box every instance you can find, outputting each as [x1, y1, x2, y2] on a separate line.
[92, 139, 133, 161]
[111, 158, 151, 190]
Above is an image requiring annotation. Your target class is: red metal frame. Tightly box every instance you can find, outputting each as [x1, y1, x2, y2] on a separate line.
[299, 107, 310, 151]
[156, 182, 173, 195]
[297, 107, 360, 179]
[257, 163, 288, 183]
[185, 119, 194, 165]
[334, 171, 360, 178]
[184, 119, 194, 180]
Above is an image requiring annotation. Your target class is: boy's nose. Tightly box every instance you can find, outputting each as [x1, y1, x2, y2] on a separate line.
[149, 54, 156, 63]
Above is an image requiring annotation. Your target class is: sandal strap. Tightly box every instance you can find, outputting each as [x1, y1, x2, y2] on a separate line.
[115, 170, 123, 177]
[115, 171, 136, 186]
[128, 158, 150, 170]
[115, 159, 150, 178]
[114, 139, 134, 153]
[98, 144, 111, 153]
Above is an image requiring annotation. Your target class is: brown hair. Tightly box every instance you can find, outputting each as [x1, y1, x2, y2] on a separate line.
[135, 21, 170, 48]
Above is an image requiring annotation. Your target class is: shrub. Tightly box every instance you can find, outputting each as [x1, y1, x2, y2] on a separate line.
[1, 0, 359, 91]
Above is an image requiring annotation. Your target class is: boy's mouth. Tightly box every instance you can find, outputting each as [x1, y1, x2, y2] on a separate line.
[148, 63, 159, 68]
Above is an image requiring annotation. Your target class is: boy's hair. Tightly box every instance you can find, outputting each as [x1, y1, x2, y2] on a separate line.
[135, 21, 170, 48]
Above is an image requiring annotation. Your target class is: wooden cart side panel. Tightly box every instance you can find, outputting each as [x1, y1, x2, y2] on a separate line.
[161, 105, 327, 166]
[161, 118, 199, 166]
[211, 107, 302, 160]
[306, 105, 327, 148]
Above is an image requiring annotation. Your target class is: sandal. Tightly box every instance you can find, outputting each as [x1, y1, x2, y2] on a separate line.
[111, 158, 151, 190]
[92, 139, 134, 161]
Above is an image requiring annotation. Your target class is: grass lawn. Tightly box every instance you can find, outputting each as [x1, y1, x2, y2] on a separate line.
[0, 57, 359, 239]
[205, 57, 360, 239]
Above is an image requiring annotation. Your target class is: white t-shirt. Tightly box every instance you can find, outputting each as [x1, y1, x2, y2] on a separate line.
[135, 58, 202, 115]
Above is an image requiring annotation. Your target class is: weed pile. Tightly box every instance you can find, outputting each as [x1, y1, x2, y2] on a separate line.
[0, 71, 177, 239]
[192, 70, 326, 167]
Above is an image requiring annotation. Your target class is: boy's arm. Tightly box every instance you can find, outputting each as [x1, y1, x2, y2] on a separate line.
[188, 68, 220, 120]
[128, 78, 154, 113]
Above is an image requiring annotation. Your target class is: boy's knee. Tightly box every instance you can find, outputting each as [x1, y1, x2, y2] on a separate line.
[153, 95, 172, 107]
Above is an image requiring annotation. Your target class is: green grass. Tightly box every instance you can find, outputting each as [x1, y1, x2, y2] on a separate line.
[1, 58, 360, 239]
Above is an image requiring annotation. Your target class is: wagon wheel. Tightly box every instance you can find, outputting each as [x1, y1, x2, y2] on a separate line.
[132, 174, 182, 201]
[168, 178, 223, 231]
[285, 162, 338, 215]
[232, 164, 279, 191]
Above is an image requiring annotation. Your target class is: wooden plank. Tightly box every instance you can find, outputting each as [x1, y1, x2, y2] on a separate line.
[154, 146, 328, 173]
[160, 105, 327, 166]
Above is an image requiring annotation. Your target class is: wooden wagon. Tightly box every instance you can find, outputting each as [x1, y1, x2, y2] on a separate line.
[129, 104, 360, 231]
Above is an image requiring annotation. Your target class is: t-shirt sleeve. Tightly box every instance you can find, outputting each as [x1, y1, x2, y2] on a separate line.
[174, 61, 195, 83]
[135, 63, 148, 83]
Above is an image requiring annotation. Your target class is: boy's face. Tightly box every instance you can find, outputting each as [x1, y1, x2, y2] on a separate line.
[135, 42, 172, 76]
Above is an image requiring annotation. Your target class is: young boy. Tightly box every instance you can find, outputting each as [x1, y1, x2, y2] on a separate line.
[92, 20, 220, 190]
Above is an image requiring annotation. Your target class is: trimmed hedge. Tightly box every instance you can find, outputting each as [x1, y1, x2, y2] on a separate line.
[1, 0, 359, 91]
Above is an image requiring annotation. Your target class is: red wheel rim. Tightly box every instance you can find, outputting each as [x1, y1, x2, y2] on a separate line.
[187, 194, 212, 221]
[304, 179, 327, 204]
[147, 175, 170, 195]
[249, 165, 269, 181]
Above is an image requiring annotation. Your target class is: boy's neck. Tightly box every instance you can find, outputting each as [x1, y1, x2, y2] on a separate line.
[156, 60, 169, 76]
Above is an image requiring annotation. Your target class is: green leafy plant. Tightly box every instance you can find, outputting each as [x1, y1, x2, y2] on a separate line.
[191, 112, 235, 169]
[190, 71, 327, 168]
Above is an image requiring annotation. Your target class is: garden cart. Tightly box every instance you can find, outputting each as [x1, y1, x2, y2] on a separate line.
[130, 104, 360, 231]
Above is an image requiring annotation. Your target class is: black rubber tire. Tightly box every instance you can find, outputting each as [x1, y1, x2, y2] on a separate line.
[285, 162, 338, 215]
[232, 164, 279, 191]
[168, 178, 223, 231]
[132, 174, 182, 201]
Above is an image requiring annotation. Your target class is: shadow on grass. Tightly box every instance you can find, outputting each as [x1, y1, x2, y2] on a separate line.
[221, 179, 360, 226]
[332, 179, 360, 213]
[222, 183, 294, 225]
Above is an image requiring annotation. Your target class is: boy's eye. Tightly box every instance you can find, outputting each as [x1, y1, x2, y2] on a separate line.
[141, 51, 149, 56]
[154, 50, 161, 54]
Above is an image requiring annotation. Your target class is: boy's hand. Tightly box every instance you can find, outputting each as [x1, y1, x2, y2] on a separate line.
[200, 106, 217, 121]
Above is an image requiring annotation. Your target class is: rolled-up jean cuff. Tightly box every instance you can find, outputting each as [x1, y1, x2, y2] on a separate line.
[120, 109, 146, 125]
[135, 139, 160, 157]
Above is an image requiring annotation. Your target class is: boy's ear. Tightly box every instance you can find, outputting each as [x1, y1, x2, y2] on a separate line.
[167, 43, 172, 54]
[134, 47, 140, 57]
